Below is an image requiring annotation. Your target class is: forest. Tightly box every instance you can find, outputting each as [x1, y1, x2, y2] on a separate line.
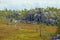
[0, 7, 60, 25]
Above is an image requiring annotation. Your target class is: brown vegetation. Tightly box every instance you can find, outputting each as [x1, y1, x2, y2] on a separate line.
[0, 23, 57, 40]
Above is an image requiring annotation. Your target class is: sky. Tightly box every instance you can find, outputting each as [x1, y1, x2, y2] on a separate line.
[0, 0, 60, 10]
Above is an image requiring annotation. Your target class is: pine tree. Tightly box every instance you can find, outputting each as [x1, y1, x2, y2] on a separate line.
[57, 18, 60, 34]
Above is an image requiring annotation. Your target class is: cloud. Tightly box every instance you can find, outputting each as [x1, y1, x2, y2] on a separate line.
[0, 0, 60, 10]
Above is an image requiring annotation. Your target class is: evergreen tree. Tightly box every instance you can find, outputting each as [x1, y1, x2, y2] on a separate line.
[57, 18, 60, 34]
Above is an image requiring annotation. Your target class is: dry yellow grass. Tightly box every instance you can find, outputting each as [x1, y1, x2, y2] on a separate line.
[0, 23, 57, 40]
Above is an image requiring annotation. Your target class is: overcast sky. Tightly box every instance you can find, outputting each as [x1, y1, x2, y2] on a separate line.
[0, 0, 60, 10]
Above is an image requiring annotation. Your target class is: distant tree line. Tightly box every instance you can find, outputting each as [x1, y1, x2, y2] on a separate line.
[0, 7, 60, 25]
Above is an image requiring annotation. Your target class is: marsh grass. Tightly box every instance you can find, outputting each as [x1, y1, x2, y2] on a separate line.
[0, 23, 57, 40]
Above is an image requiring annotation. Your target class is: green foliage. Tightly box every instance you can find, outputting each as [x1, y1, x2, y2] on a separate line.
[0, 7, 60, 24]
[20, 12, 27, 18]
[44, 7, 58, 12]
[57, 18, 60, 34]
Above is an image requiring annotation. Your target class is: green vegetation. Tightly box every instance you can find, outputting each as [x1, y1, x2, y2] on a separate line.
[57, 18, 60, 34]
